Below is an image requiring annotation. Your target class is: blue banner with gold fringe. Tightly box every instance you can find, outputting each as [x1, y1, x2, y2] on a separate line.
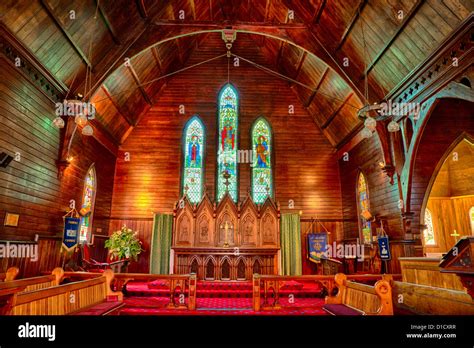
[62, 217, 80, 252]
[307, 233, 327, 263]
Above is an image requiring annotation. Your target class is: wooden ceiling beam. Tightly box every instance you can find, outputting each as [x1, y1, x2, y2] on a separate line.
[152, 20, 307, 29]
[321, 92, 354, 129]
[40, 0, 93, 69]
[304, 66, 329, 107]
[136, 0, 148, 19]
[264, 0, 271, 22]
[336, 0, 368, 51]
[175, 39, 185, 65]
[126, 62, 153, 106]
[120, 81, 168, 144]
[365, 0, 425, 76]
[151, 46, 163, 73]
[276, 41, 285, 68]
[293, 51, 307, 80]
[312, 0, 327, 24]
[96, 0, 121, 45]
[101, 85, 135, 126]
[190, 0, 196, 20]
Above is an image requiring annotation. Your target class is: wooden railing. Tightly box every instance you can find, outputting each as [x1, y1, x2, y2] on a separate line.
[253, 273, 401, 311]
[60, 271, 198, 310]
[112, 273, 197, 310]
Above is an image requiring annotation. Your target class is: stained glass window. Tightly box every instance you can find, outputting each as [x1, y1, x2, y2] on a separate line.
[423, 209, 436, 245]
[79, 165, 96, 242]
[182, 116, 205, 204]
[252, 117, 273, 204]
[357, 173, 372, 244]
[469, 207, 474, 235]
[217, 84, 238, 202]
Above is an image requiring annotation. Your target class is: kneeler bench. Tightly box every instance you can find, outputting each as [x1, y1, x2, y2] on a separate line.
[323, 273, 393, 316]
[70, 298, 125, 315]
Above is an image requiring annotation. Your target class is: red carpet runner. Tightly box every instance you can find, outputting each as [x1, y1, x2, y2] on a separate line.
[119, 280, 328, 315]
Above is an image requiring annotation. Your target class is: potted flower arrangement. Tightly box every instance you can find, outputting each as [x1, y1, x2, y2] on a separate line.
[104, 225, 143, 273]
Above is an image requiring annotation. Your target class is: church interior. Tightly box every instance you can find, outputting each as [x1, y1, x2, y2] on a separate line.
[0, 0, 473, 323]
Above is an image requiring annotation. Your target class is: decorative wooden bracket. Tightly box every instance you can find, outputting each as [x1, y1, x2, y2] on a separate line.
[375, 120, 396, 185]
[56, 117, 76, 179]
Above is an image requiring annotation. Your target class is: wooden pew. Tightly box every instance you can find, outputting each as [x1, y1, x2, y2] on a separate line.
[0, 267, 64, 295]
[0, 267, 20, 282]
[392, 256, 474, 315]
[7, 269, 123, 315]
[323, 273, 393, 315]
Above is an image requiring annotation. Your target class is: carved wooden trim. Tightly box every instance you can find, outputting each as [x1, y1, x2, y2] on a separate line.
[387, 14, 473, 116]
[0, 23, 67, 103]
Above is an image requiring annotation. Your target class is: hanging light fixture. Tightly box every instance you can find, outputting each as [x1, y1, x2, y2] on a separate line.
[82, 124, 93, 136]
[52, 116, 65, 129]
[361, 127, 373, 139]
[74, 114, 88, 127]
[387, 120, 400, 132]
[364, 116, 377, 132]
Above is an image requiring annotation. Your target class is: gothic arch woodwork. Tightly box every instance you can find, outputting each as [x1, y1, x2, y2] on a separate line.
[220, 256, 232, 280]
[204, 256, 216, 280]
[172, 194, 280, 279]
[215, 195, 238, 247]
[260, 199, 280, 247]
[236, 257, 247, 280]
[195, 195, 215, 246]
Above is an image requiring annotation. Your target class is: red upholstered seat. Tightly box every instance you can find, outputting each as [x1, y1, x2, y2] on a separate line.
[322, 304, 364, 316]
[280, 280, 304, 290]
[147, 280, 169, 290]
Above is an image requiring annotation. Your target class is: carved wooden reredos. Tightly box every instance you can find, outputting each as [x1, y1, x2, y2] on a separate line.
[173, 193, 281, 249]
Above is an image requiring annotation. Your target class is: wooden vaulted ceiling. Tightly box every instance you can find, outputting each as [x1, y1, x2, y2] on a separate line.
[1, 0, 472, 150]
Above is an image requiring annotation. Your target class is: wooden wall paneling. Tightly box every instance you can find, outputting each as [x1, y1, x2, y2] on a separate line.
[108, 219, 153, 273]
[0, 49, 116, 272]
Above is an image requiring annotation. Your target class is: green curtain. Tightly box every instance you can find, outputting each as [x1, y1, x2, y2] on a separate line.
[149, 213, 173, 274]
[280, 213, 302, 275]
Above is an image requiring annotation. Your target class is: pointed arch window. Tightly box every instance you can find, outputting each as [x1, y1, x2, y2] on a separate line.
[423, 209, 436, 246]
[251, 117, 273, 204]
[79, 165, 96, 243]
[469, 206, 474, 235]
[357, 172, 372, 244]
[217, 84, 238, 202]
[182, 116, 205, 204]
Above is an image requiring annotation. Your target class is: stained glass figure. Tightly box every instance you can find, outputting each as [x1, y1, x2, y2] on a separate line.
[79, 166, 96, 242]
[217, 85, 238, 202]
[252, 118, 273, 204]
[423, 209, 436, 245]
[182, 116, 205, 204]
[357, 173, 372, 244]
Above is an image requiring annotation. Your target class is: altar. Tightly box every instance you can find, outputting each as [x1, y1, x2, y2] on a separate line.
[172, 193, 280, 280]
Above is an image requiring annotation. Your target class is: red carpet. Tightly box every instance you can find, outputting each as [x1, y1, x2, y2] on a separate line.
[119, 280, 327, 315]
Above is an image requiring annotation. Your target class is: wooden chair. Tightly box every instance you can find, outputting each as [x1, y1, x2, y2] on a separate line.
[323, 273, 393, 315]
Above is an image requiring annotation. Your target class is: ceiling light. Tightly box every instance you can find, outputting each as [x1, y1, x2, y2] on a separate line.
[75, 114, 88, 127]
[82, 124, 93, 136]
[387, 120, 400, 132]
[364, 116, 377, 132]
[52, 116, 65, 129]
[361, 127, 373, 139]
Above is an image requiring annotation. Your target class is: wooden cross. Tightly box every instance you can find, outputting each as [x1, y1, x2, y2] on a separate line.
[223, 170, 231, 192]
[450, 230, 461, 243]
